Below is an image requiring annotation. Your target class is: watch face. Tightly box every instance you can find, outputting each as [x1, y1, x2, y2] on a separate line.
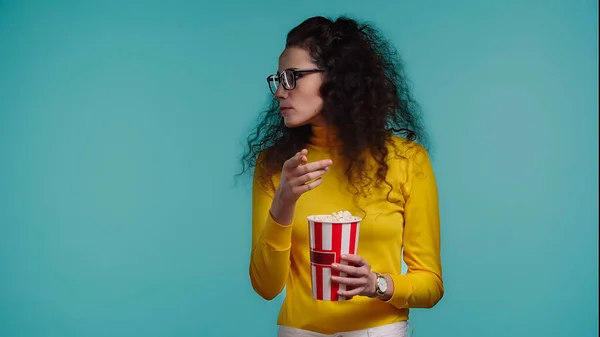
[377, 276, 387, 292]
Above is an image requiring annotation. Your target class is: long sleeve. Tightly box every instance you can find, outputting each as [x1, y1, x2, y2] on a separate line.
[248, 166, 293, 300]
[385, 146, 444, 309]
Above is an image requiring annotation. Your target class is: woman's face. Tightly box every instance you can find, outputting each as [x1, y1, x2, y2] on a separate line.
[273, 47, 326, 128]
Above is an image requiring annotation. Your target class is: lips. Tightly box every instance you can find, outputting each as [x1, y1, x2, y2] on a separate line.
[280, 107, 292, 114]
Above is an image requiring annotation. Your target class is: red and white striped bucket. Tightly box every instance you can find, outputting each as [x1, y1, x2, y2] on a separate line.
[307, 215, 361, 301]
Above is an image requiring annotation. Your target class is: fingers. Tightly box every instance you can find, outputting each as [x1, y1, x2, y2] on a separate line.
[283, 150, 332, 175]
[330, 256, 375, 298]
[332, 255, 370, 278]
[293, 176, 324, 195]
[331, 263, 363, 276]
[292, 168, 329, 185]
[296, 159, 333, 175]
[337, 287, 363, 298]
[330, 275, 365, 298]
[340, 254, 366, 266]
[330, 274, 365, 299]
[279, 149, 332, 201]
[330, 275, 363, 286]
[283, 151, 307, 170]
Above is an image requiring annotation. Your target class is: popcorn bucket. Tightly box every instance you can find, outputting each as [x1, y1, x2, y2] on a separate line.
[307, 214, 361, 301]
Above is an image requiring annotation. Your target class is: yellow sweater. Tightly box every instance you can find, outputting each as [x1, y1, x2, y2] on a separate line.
[249, 125, 444, 334]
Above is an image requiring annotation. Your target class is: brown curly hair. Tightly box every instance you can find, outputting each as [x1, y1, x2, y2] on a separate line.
[240, 15, 427, 195]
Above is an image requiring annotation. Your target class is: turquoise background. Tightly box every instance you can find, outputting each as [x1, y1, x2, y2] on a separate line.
[1, 1, 597, 336]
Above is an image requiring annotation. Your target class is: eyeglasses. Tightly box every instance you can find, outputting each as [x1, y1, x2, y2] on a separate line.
[266, 68, 324, 95]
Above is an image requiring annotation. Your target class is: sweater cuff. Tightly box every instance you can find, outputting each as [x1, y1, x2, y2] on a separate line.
[385, 274, 413, 309]
[260, 212, 293, 251]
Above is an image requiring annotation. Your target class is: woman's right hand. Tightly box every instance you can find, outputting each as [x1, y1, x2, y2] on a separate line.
[270, 149, 332, 225]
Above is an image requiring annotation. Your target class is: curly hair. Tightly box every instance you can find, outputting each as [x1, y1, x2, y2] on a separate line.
[240, 15, 427, 195]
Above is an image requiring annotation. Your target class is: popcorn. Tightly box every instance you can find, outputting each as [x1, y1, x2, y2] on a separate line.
[310, 210, 360, 222]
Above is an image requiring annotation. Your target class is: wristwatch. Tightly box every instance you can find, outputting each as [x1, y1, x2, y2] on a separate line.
[373, 272, 388, 297]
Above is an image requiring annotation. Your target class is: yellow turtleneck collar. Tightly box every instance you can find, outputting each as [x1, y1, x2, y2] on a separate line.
[309, 124, 343, 147]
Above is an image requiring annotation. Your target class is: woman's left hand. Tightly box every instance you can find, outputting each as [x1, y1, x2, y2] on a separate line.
[330, 254, 376, 299]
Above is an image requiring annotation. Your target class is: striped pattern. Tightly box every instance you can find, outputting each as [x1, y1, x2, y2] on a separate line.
[308, 219, 360, 301]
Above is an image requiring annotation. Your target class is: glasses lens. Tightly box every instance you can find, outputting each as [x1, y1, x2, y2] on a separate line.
[281, 70, 294, 90]
[267, 75, 279, 94]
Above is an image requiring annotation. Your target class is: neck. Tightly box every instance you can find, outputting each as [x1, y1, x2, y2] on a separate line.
[310, 124, 342, 147]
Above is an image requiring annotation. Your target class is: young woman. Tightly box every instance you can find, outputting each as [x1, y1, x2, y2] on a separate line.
[241, 15, 444, 337]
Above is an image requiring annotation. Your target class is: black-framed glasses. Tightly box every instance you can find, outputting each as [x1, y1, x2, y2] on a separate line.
[266, 68, 324, 95]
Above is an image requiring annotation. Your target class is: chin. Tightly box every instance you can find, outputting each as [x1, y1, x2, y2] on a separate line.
[283, 117, 307, 128]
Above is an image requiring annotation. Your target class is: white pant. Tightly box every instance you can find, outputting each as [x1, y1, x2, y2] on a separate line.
[277, 321, 411, 337]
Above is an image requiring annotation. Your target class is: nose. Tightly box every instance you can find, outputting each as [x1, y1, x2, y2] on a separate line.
[275, 82, 288, 99]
